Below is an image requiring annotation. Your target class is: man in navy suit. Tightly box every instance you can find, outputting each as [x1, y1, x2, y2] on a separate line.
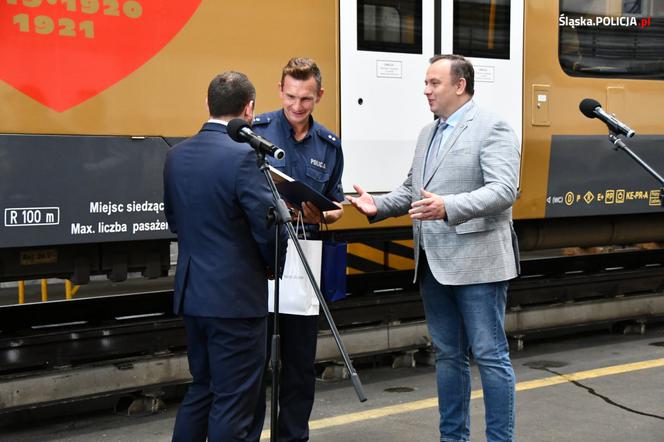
[164, 71, 287, 442]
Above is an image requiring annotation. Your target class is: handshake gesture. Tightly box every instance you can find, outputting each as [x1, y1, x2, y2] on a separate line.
[346, 185, 447, 221]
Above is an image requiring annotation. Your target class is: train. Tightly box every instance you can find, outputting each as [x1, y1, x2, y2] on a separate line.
[1, 0, 664, 411]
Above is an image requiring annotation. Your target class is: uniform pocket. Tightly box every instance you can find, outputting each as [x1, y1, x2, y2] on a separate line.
[305, 165, 330, 183]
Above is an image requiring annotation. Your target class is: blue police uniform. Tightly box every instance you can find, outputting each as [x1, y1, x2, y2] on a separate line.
[249, 109, 344, 442]
[254, 109, 344, 236]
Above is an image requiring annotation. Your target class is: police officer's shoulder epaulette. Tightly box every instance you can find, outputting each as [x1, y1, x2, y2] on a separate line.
[316, 126, 341, 148]
[252, 113, 274, 127]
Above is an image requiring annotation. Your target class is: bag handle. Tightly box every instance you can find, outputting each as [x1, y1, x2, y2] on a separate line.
[296, 212, 307, 240]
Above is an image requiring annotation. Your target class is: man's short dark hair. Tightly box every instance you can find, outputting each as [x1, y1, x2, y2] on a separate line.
[429, 54, 475, 96]
[281, 57, 322, 91]
[207, 71, 256, 118]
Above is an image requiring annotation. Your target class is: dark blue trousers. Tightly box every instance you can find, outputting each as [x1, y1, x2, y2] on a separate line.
[250, 313, 319, 442]
[173, 315, 267, 442]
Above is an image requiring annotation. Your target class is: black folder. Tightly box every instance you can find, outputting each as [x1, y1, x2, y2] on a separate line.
[268, 166, 339, 212]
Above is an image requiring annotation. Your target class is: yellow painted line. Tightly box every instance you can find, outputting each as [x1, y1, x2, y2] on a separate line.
[259, 357, 664, 439]
[40, 278, 48, 302]
[514, 358, 664, 393]
[18, 280, 25, 304]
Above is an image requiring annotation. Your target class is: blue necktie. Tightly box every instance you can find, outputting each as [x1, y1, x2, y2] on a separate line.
[424, 121, 449, 178]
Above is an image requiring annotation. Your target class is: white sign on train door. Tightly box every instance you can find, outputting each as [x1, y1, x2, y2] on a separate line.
[340, 1, 523, 193]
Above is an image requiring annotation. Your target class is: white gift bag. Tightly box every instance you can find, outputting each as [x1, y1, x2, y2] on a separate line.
[268, 218, 322, 316]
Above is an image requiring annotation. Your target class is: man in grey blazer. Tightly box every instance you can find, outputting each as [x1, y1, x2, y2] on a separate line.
[347, 54, 520, 442]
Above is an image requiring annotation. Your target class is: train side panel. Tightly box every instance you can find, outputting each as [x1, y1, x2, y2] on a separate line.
[517, 0, 664, 220]
[0, 0, 340, 281]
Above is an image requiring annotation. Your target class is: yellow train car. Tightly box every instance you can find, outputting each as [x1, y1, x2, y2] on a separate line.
[332, 0, 664, 248]
[2, 0, 663, 277]
[2, 0, 664, 304]
[0, 1, 341, 281]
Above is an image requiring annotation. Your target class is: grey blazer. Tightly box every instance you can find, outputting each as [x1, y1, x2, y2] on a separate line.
[373, 101, 521, 285]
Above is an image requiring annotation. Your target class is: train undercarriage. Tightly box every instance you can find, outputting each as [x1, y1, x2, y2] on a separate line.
[2, 223, 664, 412]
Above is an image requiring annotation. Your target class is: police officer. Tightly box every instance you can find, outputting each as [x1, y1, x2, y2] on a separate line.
[250, 57, 344, 442]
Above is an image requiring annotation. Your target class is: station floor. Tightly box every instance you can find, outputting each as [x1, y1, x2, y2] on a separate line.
[2, 322, 663, 441]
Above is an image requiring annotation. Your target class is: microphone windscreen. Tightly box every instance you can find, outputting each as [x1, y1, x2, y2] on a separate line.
[227, 118, 249, 142]
[579, 98, 601, 118]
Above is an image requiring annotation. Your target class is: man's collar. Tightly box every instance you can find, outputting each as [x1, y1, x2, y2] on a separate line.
[278, 110, 314, 141]
[442, 99, 474, 127]
[207, 118, 228, 126]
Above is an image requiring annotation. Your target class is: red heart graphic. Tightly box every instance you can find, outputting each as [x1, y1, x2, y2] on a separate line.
[0, 0, 201, 112]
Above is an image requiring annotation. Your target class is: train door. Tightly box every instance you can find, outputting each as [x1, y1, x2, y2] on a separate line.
[439, 0, 524, 143]
[340, 1, 523, 193]
[340, 1, 435, 192]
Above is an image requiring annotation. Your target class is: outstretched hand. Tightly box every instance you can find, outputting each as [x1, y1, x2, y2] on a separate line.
[409, 188, 446, 220]
[346, 184, 377, 217]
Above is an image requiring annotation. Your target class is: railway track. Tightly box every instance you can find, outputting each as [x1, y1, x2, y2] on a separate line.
[1, 249, 663, 411]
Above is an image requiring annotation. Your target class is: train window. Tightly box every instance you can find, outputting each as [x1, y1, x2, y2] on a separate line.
[559, 0, 664, 79]
[357, 0, 422, 54]
[453, 0, 511, 60]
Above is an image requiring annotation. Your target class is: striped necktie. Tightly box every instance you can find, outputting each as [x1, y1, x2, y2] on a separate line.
[424, 121, 449, 177]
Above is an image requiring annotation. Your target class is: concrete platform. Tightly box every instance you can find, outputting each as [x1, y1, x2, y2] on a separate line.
[2, 322, 663, 441]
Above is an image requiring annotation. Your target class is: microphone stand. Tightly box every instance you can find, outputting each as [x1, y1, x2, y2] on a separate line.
[608, 132, 664, 205]
[255, 150, 367, 442]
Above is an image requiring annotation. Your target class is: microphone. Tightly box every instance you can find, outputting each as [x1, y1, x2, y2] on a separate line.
[579, 98, 635, 138]
[227, 118, 286, 160]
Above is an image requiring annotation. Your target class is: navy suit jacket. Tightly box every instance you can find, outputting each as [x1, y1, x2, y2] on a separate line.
[163, 122, 287, 318]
